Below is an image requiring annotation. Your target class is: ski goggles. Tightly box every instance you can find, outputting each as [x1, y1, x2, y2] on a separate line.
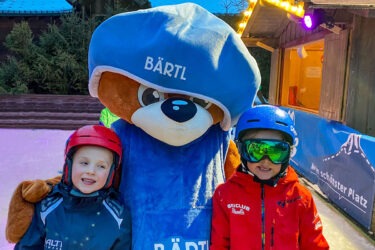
[240, 139, 291, 164]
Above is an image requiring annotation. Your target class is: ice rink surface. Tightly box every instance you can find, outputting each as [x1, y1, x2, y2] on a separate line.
[0, 129, 73, 250]
[0, 128, 374, 249]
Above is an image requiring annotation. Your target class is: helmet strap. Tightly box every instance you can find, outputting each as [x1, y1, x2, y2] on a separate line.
[63, 157, 73, 186]
[104, 164, 115, 189]
[62, 147, 79, 187]
[104, 154, 119, 189]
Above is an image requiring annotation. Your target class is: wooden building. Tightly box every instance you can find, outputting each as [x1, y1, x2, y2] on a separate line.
[240, 0, 375, 137]
[66, 0, 150, 17]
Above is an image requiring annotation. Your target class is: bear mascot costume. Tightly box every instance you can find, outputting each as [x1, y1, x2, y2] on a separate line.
[6, 3, 260, 249]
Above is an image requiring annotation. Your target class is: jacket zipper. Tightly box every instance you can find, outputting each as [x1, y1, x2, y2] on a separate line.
[261, 184, 265, 250]
[271, 218, 275, 248]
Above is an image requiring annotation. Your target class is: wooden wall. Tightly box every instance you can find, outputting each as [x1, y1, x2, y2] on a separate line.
[279, 20, 327, 48]
[268, 49, 280, 105]
[274, 12, 375, 137]
[319, 29, 349, 121]
[0, 94, 104, 130]
[345, 16, 375, 137]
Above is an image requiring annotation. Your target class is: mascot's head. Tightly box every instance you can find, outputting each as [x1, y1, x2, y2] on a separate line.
[88, 3, 260, 146]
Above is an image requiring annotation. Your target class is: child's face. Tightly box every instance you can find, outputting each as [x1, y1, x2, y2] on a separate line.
[242, 130, 283, 180]
[71, 146, 113, 194]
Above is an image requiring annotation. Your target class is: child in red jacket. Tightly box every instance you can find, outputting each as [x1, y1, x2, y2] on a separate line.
[210, 105, 329, 250]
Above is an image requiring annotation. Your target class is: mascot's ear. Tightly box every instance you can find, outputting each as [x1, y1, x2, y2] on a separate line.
[206, 104, 224, 125]
[98, 72, 141, 123]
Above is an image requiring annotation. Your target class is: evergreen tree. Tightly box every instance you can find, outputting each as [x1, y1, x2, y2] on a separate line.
[249, 47, 271, 99]
[0, 22, 36, 94]
[0, 0, 269, 97]
[0, 1, 150, 95]
[0, 15, 98, 95]
[0, 56, 30, 94]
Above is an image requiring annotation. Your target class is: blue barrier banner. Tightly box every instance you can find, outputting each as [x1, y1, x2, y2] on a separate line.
[281, 108, 375, 229]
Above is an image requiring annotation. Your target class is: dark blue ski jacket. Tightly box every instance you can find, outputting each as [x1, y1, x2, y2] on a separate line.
[15, 183, 131, 250]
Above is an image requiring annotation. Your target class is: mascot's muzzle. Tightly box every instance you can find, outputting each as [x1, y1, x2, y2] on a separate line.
[131, 97, 213, 146]
[161, 98, 197, 123]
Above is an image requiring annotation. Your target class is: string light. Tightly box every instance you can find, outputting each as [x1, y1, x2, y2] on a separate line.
[244, 10, 252, 16]
[237, 0, 258, 36]
[266, 0, 304, 17]
[237, 0, 305, 36]
[297, 6, 304, 16]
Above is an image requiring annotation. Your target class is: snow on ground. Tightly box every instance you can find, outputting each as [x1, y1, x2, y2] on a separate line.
[0, 128, 73, 249]
[0, 128, 374, 249]
[312, 192, 374, 249]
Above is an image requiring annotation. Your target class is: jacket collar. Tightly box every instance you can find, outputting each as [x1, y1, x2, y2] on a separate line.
[54, 182, 116, 210]
[229, 166, 299, 189]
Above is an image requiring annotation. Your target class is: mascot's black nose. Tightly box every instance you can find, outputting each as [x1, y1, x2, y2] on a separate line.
[161, 97, 197, 123]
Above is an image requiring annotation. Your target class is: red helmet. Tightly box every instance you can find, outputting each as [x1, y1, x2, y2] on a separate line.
[63, 125, 123, 190]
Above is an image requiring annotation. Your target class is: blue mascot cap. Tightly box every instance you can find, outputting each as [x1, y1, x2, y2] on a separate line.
[89, 3, 261, 130]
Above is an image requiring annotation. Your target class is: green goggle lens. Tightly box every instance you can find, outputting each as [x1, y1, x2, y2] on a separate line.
[241, 139, 291, 164]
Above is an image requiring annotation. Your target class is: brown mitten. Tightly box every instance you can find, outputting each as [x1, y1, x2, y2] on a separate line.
[6, 176, 61, 243]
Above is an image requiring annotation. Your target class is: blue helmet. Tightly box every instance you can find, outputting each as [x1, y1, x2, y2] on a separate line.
[235, 105, 296, 145]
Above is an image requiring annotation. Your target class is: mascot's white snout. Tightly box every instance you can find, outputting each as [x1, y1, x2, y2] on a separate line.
[131, 99, 213, 146]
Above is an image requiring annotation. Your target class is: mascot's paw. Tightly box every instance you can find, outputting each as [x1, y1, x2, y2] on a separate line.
[22, 176, 61, 202]
[6, 176, 61, 243]
[224, 140, 241, 179]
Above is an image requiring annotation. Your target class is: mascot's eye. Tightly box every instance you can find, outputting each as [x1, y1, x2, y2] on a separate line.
[190, 97, 212, 109]
[138, 85, 165, 106]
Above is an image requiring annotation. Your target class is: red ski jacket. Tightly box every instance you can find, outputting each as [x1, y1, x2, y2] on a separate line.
[210, 166, 329, 250]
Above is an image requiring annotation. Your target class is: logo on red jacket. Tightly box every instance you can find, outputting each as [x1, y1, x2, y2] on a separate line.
[227, 203, 250, 215]
[277, 196, 302, 208]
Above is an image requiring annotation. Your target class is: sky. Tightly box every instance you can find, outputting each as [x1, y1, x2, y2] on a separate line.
[150, 0, 247, 14]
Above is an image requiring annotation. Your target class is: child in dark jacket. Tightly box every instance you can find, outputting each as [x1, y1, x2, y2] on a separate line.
[210, 105, 329, 250]
[15, 125, 131, 249]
